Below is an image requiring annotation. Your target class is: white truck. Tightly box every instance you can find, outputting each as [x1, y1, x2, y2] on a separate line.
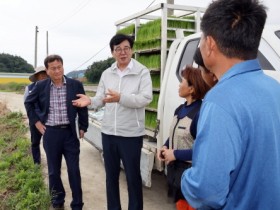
[83, 3, 280, 187]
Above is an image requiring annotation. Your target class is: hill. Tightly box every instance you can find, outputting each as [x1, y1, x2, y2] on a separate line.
[66, 69, 86, 79]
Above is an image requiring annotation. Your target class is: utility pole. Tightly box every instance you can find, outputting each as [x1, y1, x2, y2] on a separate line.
[46, 31, 49, 56]
[34, 26, 39, 68]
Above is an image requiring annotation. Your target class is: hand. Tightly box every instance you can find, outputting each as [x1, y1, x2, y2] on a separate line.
[79, 130, 85, 139]
[157, 146, 168, 161]
[72, 94, 91, 107]
[102, 89, 120, 103]
[35, 121, 46, 135]
[163, 149, 176, 165]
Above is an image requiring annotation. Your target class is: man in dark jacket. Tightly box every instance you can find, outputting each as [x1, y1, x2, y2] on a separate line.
[25, 54, 88, 210]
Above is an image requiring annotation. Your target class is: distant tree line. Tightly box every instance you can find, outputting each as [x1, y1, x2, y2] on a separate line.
[85, 57, 115, 83]
[0, 52, 115, 84]
[0, 53, 34, 73]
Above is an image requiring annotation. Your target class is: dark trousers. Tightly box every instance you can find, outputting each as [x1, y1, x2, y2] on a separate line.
[29, 124, 42, 164]
[102, 133, 143, 210]
[43, 126, 83, 210]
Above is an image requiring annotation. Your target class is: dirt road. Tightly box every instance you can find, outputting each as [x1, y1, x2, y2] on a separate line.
[0, 92, 176, 210]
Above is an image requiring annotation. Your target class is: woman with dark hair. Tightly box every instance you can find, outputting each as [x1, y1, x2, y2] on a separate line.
[158, 65, 210, 210]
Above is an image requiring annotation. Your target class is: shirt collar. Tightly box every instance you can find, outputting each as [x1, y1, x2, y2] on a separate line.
[112, 59, 134, 72]
[219, 59, 261, 83]
[50, 76, 67, 86]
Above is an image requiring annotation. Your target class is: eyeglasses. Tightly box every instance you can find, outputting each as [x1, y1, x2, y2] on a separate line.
[49, 65, 63, 71]
[114, 46, 131, 54]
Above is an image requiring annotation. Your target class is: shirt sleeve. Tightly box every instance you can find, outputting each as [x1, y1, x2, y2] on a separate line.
[90, 73, 106, 109]
[181, 101, 242, 209]
[174, 149, 192, 161]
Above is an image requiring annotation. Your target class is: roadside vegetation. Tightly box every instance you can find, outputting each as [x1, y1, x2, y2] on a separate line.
[0, 83, 93, 209]
[0, 82, 95, 97]
[0, 102, 50, 210]
[0, 82, 27, 93]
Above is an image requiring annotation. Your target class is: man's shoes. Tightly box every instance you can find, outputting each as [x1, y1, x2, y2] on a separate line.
[50, 204, 65, 210]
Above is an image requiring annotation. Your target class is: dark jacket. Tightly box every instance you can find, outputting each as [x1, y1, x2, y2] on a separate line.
[24, 76, 88, 136]
[24, 82, 45, 124]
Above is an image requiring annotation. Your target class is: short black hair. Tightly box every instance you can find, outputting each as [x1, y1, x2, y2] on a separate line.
[201, 0, 267, 60]
[109, 34, 134, 52]
[193, 48, 206, 69]
[44, 54, 63, 68]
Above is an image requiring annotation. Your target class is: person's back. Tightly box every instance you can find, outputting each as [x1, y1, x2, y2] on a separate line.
[24, 83, 41, 115]
[181, 0, 280, 209]
[201, 63, 280, 209]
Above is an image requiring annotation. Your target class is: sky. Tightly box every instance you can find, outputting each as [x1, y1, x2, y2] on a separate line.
[0, 0, 279, 74]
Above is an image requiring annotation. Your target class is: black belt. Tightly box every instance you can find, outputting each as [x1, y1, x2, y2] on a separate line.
[46, 124, 70, 129]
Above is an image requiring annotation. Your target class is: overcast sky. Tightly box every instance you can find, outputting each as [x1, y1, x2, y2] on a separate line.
[0, 0, 279, 74]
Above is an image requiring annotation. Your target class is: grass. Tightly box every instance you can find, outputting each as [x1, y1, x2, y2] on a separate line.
[0, 82, 28, 94]
[0, 103, 50, 210]
[85, 90, 96, 97]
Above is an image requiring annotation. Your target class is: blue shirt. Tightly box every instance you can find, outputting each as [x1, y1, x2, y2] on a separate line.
[181, 59, 280, 209]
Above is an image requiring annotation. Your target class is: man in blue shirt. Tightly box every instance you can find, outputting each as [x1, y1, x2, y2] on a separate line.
[181, 0, 280, 209]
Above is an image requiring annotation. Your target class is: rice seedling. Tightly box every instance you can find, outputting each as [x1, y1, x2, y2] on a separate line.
[151, 73, 160, 89]
[145, 110, 157, 130]
[138, 54, 161, 69]
[147, 92, 159, 109]
[117, 24, 135, 35]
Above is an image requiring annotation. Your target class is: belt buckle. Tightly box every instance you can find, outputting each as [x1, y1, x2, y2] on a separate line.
[60, 125, 68, 129]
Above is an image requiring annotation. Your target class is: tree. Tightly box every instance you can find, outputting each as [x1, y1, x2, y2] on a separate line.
[0, 53, 34, 73]
[85, 57, 115, 83]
